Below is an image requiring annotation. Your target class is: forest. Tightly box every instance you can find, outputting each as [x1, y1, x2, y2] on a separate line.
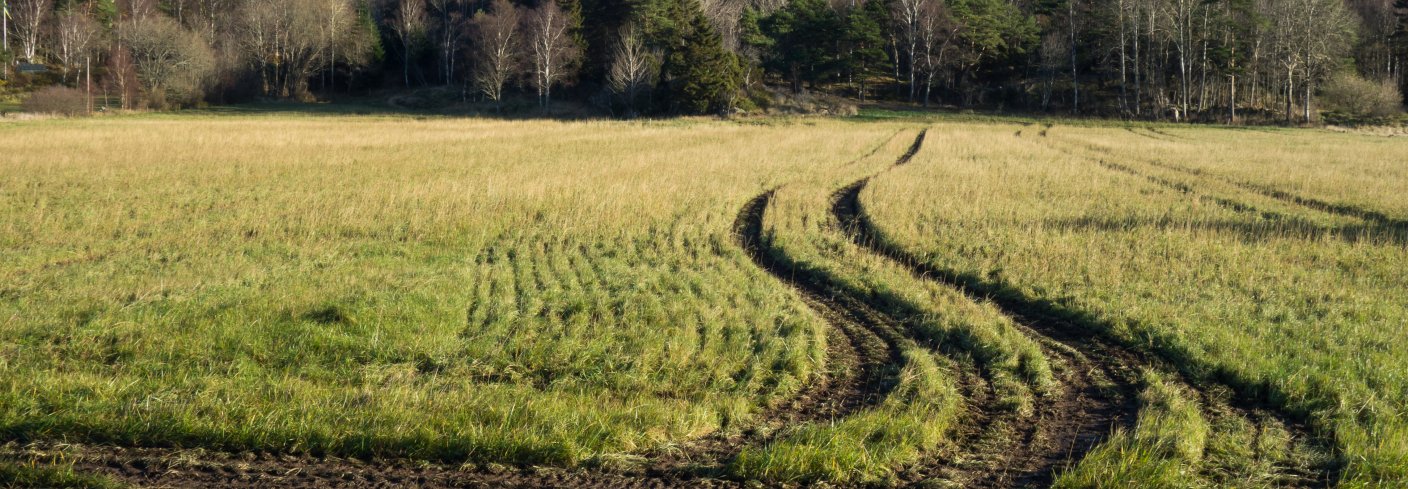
[2, 0, 1406, 121]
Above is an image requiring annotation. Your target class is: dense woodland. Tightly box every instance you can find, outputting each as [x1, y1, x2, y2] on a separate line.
[2, 0, 1406, 121]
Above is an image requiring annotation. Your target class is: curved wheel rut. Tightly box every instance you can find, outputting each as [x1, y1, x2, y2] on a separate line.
[825, 132, 1139, 487]
[725, 130, 1139, 488]
[837, 130, 1340, 488]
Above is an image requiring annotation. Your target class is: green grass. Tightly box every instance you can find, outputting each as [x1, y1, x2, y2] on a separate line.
[1055, 371, 1209, 489]
[731, 347, 960, 484]
[0, 460, 125, 489]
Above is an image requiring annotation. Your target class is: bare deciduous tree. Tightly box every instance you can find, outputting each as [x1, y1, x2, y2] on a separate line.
[53, 6, 103, 82]
[11, 0, 53, 62]
[892, 0, 922, 101]
[428, 0, 468, 85]
[106, 44, 140, 109]
[391, 0, 427, 87]
[117, 0, 160, 22]
[470, 0, 521, 107]
[607, 24, 660, 117]
[1269, 0, 1357, 122]
[524, 0, 580, 108]
[124, 15, 215, 107]
[317, 0, 374, 91]
[233, 0, 368, 98]
[913, 0, 955, 107]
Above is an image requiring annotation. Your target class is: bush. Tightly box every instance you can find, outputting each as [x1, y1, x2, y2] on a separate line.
[1320, 73, 1403, 121]
[21, 86, 90, 116]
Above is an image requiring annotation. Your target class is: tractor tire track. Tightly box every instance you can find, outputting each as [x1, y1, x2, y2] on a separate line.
[828, 132, 1139, 487]
[1047, 137, 1407, 247]
[838, 132, 1341, 487]
[1054, 135, 1407, 233]
[3, 441, 745, 489]
[733, 190, 1021, 489]
[729, 130, 1073, 488]
[731, 130, 1139, 488]
[1137, 158, 1408, 232]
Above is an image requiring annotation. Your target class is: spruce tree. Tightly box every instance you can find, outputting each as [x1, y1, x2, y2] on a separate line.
[843, 0, 890, 100]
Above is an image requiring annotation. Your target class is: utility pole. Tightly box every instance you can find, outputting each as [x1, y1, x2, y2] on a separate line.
[86, 56, 93, 114]
[2, 0, 8, 82]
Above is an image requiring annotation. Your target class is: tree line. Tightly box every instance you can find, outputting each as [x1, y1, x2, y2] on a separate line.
[2, 0, 1405, 121]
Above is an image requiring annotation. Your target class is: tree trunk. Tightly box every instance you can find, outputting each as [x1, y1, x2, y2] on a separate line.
[908, 40, 917, 102]
[923, 70, 933, 107]
[1133, 5, 1141, 117]
[1229, 74, 1237, 123]
[1118, 0, 1128, 115]
[1303, 79, 1311, 123]
[1197, 7, 1209, 114]
[891, 36, 902, 98]
[1068, 0, 1079, 114]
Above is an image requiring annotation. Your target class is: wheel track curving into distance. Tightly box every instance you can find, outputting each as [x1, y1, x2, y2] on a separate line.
[731, 130, 1139, 488]
[835, 129, 1341, 487]
[815, 131, 1138, 487]
[1050, 134, 1407, 233]
[1128, 153, 1408, 232]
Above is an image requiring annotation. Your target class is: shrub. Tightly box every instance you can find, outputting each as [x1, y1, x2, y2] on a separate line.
[21, 86, 90, 116]
[1320, 73, 1403, 121]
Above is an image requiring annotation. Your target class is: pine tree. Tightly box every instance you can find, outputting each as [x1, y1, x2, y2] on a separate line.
[759, 0, 841, 93]
[843, 0, 890, 101]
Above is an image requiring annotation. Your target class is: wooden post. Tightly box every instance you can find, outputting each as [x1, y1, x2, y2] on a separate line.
[2, 0, 8, 81]
[86, 56, 93, 114]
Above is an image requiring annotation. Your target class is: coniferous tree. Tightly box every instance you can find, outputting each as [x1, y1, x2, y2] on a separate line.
[842, 0, 890, 101]
[663, 0, 740, 113]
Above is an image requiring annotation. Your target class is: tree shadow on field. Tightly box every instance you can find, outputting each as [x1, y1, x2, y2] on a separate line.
[1038, 215, 1408, 247]
[188, 93, 607, 121]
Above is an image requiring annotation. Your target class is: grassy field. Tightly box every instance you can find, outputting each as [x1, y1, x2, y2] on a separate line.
[864, 122, 1408, 486]
[0, 114, 906, 465]
[1, 110, 1405, 487]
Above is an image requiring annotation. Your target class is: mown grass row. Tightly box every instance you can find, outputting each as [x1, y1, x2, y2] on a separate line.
[863, 122, 1405, 486]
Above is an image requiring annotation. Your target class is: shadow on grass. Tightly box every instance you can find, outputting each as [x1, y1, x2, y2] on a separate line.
[184, 93, 609, 121]
[1037, 216, 1408, 247]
